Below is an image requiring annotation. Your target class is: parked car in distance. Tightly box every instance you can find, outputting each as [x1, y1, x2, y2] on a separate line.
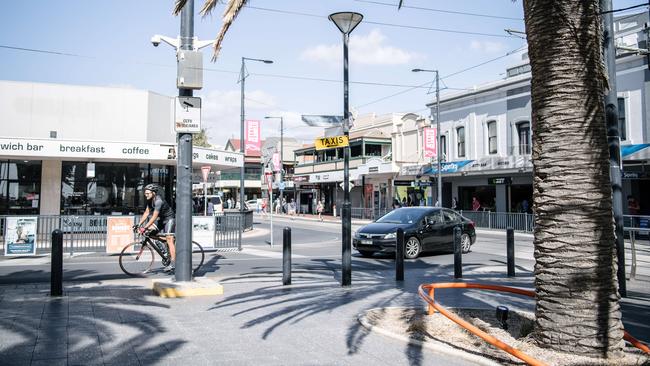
[246, 199, 261, 211]
[353, 207, 476, 259]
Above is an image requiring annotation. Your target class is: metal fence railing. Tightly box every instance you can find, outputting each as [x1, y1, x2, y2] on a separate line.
[0, 212, 250, 255]
[350, 207, 391, 221]
[459, 211, 534, 232]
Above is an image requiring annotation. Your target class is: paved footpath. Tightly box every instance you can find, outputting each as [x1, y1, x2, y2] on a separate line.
[1, 226, 648, 365]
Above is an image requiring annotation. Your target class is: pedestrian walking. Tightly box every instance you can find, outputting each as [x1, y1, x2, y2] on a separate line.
[317, 200, 324, 221]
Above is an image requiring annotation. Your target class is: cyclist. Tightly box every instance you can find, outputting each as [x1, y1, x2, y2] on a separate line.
[134, 183, 176, 272]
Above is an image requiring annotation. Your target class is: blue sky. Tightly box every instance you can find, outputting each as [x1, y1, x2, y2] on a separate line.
[1, 0, 644, 146]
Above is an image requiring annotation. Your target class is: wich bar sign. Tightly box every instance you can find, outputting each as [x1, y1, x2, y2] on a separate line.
[0, 137, 172, 161]
[0, 137, 242, 167]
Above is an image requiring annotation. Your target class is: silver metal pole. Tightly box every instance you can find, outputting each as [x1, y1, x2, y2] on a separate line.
[240, 57, 246, 214]
[342, 32, 352, 286]
[436, 71, 441, 207]
[175, 0, 194, 282]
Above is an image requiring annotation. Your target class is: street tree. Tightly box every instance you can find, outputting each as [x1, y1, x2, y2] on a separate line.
[523, 0, 624, 357]
[173, 0, 627, 359]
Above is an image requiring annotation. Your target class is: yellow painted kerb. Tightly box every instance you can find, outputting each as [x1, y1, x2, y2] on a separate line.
[152, 278, 224, 298]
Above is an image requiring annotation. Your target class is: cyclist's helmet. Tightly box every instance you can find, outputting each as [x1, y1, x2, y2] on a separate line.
[144, 183, 162, 194]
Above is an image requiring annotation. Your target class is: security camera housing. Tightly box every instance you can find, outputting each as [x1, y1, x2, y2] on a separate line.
[150, 35, 161, 47]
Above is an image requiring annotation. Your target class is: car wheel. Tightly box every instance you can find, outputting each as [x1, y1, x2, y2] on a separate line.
[358, 250, 374, 258]
[404, 237, 422, 259]
[461, 233, 472, 253]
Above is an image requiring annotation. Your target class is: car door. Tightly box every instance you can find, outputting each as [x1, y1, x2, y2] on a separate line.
[441, 209, 460, 251]
[421, 211, 445, 251]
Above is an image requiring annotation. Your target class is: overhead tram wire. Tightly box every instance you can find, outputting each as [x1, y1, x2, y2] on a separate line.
[244, 5, 518, 39]
[353, 0, 524, 21]
[600, 2, 649, 14]
[2, 42, 525, 105]
[354, 44, 528, 109]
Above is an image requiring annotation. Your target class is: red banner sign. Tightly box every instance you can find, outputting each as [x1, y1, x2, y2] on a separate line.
[245, 120, 261, 156]
[424, 127, 437, 158]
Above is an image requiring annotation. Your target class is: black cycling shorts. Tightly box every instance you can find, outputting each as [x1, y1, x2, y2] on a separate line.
[159, 218, 175, 235]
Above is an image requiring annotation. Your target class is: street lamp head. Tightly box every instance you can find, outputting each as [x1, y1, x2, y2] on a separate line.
[412, 68, 423, 72]
[329, 12, 364, 35]
[263, 60, 273, 64]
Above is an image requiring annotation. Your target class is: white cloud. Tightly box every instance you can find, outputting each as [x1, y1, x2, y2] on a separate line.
[469, 40, 506, 54]
[301, 28, 422, 66]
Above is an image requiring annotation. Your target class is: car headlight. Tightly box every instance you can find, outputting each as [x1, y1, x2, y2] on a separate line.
[384, 232, 396, 239]
[353, 230, 359, 238]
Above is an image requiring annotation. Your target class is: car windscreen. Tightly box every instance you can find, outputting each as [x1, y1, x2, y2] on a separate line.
[376, 209, 426, 224]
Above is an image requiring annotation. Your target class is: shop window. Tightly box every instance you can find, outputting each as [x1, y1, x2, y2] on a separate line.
[517, 122, 531, 154]
[457, 127, 466, 158]
[440, 135, 447, 162]
[350, 144, 362, 158]
[61, 162, 171, 215]
[0, 160, 42, 215]
[365, 144, 382, 157]
[618, 97, 627, 141]
[487, 121, 497, 154]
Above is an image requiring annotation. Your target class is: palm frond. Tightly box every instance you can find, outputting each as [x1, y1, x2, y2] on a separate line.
[173, 0, 188, 15]
[199, 0, 220, 15]
[208, 0, 247, 61]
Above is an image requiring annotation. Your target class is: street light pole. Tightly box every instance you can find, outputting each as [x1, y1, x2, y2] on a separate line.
[240, 57, 273, 213]
[175, 0, 194, 281]
[329, 11, 363, 287]
[412, 68, 442, 207]
[265, 116, 284, 204]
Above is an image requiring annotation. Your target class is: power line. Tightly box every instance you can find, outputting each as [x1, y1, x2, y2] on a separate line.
[244, 5, 518, 39]
[354, 45, 527, 109]
[353, 0, 524, 21]
[601, 2, 649, 14]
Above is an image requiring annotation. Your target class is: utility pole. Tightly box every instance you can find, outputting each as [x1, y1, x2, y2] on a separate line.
[601, 0, 626, 297]
[175, 0, 194, 282]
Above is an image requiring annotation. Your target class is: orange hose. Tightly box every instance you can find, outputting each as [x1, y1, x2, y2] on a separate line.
[418, 282, 650, 366]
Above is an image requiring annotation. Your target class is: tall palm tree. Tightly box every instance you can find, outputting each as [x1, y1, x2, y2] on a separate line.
[523, 0, 624, 356]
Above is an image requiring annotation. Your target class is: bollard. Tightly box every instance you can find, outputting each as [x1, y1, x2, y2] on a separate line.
[454, 226, 462, 278]
[51, 229, 63, 297]
[283, 227, 291, 285]
[396, 228, 404, 281]
[507, 227, 515, 277]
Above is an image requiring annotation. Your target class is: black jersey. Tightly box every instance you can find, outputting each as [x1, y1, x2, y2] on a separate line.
[147, 195, 175, 220]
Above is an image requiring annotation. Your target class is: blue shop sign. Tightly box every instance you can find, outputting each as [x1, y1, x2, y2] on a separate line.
[424, 160, 474, 174]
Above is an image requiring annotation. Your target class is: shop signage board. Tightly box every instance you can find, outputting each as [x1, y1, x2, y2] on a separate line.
[393, 180, 412, 186]
[488, 177, 512, 185]
[315, 135, 349, 150]
[174, 96, 201, 133]
[106, 216, 135, 254]
[293, 175, 309, 182]
[0, 137, 243, 168]
[4, 216, 38, 256]
[192, 216, 215, 248]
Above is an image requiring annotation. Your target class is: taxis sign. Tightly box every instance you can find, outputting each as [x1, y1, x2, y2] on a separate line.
[315, 135, 349, 150]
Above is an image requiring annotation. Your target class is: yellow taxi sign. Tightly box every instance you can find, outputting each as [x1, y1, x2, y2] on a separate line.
[315, 135, 349, 150]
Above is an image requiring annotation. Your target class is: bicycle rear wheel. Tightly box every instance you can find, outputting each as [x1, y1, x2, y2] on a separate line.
[119, 241, 155, 276]
[192, 241, 205, 274]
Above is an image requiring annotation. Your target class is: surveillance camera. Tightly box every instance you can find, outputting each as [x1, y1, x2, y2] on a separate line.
[151, 35, 161, 47]
[416, 174, 422, 179]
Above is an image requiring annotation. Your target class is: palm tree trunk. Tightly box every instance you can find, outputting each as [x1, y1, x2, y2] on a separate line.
[523, 0, 624, 357]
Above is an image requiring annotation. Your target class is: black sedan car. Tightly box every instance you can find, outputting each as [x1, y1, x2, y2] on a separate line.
[353, 207, 476, 259]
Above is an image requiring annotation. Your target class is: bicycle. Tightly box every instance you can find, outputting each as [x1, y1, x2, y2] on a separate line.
[119, 231, 205, 277]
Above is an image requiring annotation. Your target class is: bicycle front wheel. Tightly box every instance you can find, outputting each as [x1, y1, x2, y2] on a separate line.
[192, 241, 205, 274]
[119, 241, 155, 276]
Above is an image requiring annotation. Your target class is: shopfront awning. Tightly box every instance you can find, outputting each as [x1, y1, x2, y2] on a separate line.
[422, 160, 474, 175]
[622, 144, 650, 161]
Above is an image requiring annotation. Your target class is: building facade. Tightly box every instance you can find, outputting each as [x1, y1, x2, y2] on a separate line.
[0, 80, 242, 216]
[426, 12, 649, 214]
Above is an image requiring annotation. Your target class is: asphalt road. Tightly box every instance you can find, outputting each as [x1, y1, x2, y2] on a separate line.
[0, 217, 533, 284]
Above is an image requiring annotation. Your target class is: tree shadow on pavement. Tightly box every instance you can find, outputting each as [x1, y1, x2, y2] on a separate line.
[207, 256, 539, 365]
[0, 277, 186, 365]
